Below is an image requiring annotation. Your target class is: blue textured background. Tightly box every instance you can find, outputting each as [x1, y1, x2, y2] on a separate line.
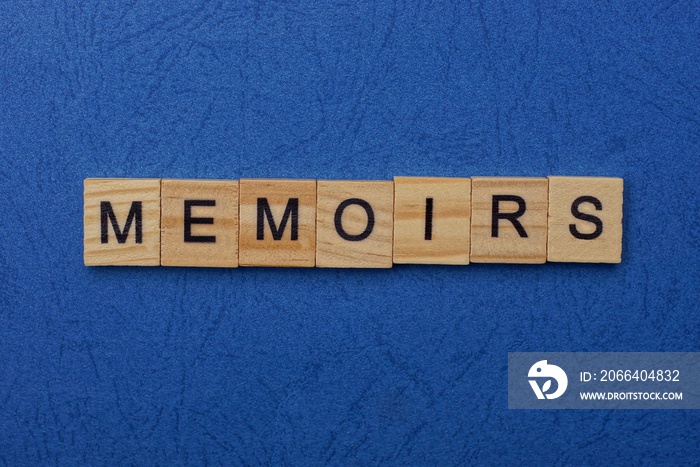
[1, 1, 699, 464]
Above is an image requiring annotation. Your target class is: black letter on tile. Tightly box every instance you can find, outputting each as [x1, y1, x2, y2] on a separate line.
[425, 197, 434, 241]
[491, 195, 527, 238]
[184, 200, 216, 243]
[335, 198, 374, 241]
[101, 201, 142, 244]
[569, 196, 603, 240]
[257, 198, 299, 241]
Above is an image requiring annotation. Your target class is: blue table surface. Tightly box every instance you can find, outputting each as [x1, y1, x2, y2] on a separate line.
[1, 1, 699, 464]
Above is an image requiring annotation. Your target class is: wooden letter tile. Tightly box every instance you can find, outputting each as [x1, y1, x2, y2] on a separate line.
[161, 179, 239, 267]
[470, 177, 548, 263]
[239, 179, 316, 267]
[316, 181, 393, 268]
[84, 178, 161, 266]
[393, 177, 471, 264]
[547, 176, 623, 263]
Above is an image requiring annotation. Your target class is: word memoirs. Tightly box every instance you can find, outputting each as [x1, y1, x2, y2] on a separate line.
[84, 176, 623, 268]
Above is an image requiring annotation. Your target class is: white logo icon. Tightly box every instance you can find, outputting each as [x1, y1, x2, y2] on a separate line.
[528, 360, 568, 400]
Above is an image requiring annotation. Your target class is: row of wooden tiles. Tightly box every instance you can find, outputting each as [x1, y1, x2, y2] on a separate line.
[84, 176, 623, 267]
